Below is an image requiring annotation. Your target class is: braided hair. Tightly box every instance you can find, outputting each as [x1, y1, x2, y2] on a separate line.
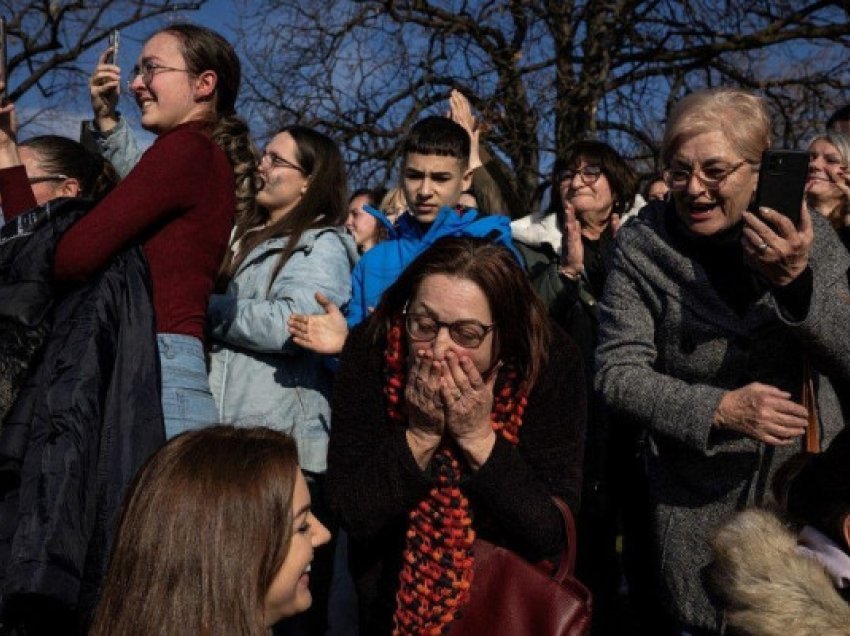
[162, 23, 259, 226]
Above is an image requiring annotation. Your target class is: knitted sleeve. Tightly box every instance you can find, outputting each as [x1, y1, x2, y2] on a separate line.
[326, 322, 434, 540]
[464, 326, 586, 561]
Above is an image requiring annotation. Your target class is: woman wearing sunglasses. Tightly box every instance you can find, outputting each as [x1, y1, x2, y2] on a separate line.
[326, 236, 586, 634]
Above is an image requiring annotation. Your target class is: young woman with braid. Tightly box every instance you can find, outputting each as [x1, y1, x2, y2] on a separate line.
[2, 23, 257, 439]
[326, 236, 586, 634]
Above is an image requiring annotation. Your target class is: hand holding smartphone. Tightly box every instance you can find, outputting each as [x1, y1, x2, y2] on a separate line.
[751, 149, 809, 226]
[105, 29, 120, 66]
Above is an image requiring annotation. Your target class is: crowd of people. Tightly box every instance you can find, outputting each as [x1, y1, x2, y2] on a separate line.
[0, 21, 849, 636]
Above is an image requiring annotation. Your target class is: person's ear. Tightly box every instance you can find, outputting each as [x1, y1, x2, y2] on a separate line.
[193, 70, 218, 102]
[842, 513, 850, 552]
[461, 166, 474, 192]
[57, 177, 81, 198]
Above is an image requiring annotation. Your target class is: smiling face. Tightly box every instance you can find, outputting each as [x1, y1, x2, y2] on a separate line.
[128, 32, 213, 135]
[669, 131, 759, 237]
[401, 153, 472, 224]
[263, 470, 331, 626]
[806, 138, 847, 212]
[406, 273, 497, 375]
[560, 156, 616, 229]
[345, 194, 381, 251]
[256, 131, 310, 221]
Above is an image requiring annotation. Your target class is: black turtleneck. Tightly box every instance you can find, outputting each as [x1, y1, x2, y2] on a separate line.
[665, 212, 762, 316]
[664, 205, 813, 320]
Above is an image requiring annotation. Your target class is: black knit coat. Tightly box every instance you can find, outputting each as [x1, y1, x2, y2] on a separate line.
[327, 321, 587, 634]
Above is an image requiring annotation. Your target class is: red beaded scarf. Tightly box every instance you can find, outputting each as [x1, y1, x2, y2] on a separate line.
[384, 315, 528, 635]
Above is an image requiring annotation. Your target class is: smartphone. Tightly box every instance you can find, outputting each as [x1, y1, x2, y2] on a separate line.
[0, 18, 8, 102]
[105, 29, 120, 65]
[752, 149, 809, 225]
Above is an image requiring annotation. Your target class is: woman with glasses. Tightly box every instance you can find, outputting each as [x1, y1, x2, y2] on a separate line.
[524, 140, 638, 634]
[805, 131, 850, 250]
[326, 236, 586, 634]
[0, 134, 119, 216]
[62, 23, 255, 440]
[207, 125, 357, 635]
[6, 24, 255, 440]
[595, 87, 850, 635]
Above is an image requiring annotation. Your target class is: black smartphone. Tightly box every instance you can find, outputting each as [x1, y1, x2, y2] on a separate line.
[105, 29, 120, 65]
[0, 18, 8, 102]
[752, 149, 809, 225]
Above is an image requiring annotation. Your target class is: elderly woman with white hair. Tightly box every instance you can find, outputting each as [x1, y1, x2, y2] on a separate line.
[595, 87, 850, 634]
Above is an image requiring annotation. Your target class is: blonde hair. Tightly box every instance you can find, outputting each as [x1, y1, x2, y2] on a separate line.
[662, 88, 771, 165]
[380, 186, 408, 222]
[807, 131, 850, 227]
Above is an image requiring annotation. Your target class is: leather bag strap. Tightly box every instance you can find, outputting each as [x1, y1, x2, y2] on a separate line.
[802, 359, 820, 454]
[551, 497, 578, 583]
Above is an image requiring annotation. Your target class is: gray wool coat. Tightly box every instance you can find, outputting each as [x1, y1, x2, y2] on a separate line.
[595, 203, 850, 631]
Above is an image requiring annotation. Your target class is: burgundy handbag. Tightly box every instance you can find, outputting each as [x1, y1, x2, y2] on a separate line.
[449, 498, 592, 636]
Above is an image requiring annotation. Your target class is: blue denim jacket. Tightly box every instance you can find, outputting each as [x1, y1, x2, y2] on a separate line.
[81, 115, 143, 179]
[207, 227, 358, 472]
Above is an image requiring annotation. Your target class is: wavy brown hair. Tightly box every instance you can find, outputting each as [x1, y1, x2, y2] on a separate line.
[89, 426, 300, 636]
[368, 236, 551, 390]
[162, 23, 258, 226]
[217, 125, 348, 293]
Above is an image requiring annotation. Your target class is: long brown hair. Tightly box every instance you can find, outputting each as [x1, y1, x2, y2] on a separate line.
[369, 236, 551, 390]
[90, 426, 300, 636]
[217, 125, 348, 293]
[162, 23, 258, 226]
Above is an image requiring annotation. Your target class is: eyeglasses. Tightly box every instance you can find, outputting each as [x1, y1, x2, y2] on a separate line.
[663, 161, 751, 191]
[28, 174, 69, 185]
[404, 312, 495, 349]
[556, 165, 603, 185]
[127, 61, 191, 89]
[259, 151, 306, 174]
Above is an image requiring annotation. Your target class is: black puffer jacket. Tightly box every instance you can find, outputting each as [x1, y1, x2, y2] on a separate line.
[0, 200, 88, 427]
[0, 198, 164, 633]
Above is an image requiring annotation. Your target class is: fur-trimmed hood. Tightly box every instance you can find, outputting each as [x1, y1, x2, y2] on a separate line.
[711, 508, 850, 635]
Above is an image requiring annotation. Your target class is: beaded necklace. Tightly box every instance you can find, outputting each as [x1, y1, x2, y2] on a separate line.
[384, 314, 528, 635]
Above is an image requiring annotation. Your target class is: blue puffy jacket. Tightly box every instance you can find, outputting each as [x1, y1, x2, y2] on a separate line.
[347, 206, 519, 326]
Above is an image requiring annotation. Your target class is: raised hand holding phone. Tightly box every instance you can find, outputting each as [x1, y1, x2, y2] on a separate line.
[742, 148, 813, 286]
[751, 149, 809, 225]
[89, 30, 121, 133]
